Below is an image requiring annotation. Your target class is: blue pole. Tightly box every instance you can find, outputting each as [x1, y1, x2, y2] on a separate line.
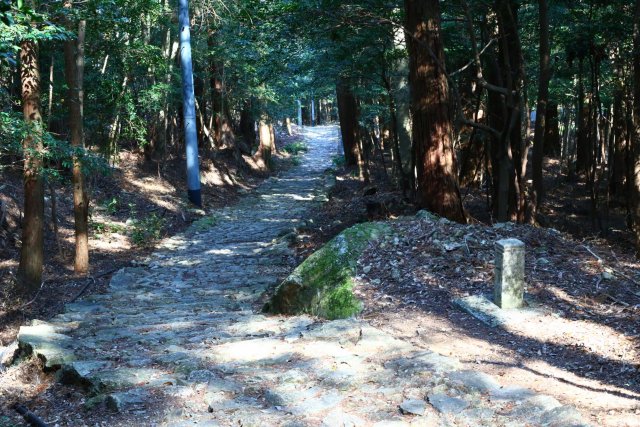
[179, 0, 201, 207]
[296, 99, 302, 127]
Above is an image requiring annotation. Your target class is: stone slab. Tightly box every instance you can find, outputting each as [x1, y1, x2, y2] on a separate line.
[453, 294, 545, 328]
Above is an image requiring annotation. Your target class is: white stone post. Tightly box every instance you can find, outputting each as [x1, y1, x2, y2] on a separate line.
[494, 238, 525, 309]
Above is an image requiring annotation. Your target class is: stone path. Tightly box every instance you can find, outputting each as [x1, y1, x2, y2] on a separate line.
[18, 126, 589, 426]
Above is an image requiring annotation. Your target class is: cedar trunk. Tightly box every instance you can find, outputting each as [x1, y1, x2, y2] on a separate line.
[17, 38, 45, 292]
[532, 0, 550, 212]
[633, 0, 640, 256]
[336, 82, 360, 167]
[64, 11, 89, 275]
[404, 0, 466, 222]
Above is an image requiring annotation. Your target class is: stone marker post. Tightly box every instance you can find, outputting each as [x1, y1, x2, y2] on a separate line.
[494, 239, 525, 309]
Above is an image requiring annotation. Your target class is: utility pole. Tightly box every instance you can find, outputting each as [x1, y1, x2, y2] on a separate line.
[178, 0, 201, 206]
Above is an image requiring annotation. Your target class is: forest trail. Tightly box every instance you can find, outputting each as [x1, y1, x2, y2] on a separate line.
[17, 126, 588, 426]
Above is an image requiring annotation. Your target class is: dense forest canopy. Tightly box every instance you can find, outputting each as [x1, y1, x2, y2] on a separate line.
[3, 0, 640, 290]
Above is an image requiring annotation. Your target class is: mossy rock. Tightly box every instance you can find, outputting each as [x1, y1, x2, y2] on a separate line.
[266, 222, 391, 319]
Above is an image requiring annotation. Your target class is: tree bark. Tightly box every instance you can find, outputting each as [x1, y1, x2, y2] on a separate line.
[404, 0, 466, 222]
[17, 37, 45, 292]
[390, 26, 413, 191]
[495, 0, 525, 222]
[64, 5, 89, 275]
[336, 82, 360, 167]
[239, 100, 256, 149]
[612, 80, 627, 195]
[633, 0, 640, 256]
[543, 102, 560, 156]
[255, 119, 273, 170]
[576, 59, 590, 174]
[532, 0, 550, 214]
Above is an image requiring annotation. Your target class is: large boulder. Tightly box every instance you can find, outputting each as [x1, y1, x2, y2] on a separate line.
[266, 222, 391, 319]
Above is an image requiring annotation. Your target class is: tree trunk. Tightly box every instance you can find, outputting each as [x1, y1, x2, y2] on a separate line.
[239, 100, 256, 149]
[383, 75, 409, 192]
[64, 6, 89, 275]
[208, 32, 226, 147]
[255, 120, 273, 170]
[496, 0, 525, 222]
[390, 26, 413, 191]
[404, 0, 466, 222]
[285, 117, 292, 136]
[336, 82, 360, 167]
[17, 37, 45, 293]
[612, 81, 627, 195]
[632, 0, 640, 256]
[532, 0, 550, 213]
[544, 102, 560, 156]
[576, 59, 590, 174]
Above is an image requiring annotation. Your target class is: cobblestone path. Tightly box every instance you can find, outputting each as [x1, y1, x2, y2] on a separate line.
[19, 126, 589, 426]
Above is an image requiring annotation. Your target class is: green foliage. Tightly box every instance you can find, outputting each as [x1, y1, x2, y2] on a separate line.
[0, 0, 70, 65]
[0, 112, 109, 178]
[129, 213, 165, 246]
[0, 112, 23, 164]
[90, 220, 125, 235]
[102, 197, 119, 215]
[283, 141, 308, 155]
[191, 215, 218, 231]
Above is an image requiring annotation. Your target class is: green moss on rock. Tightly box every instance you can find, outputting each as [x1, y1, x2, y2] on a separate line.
[266, 222, 391, 319]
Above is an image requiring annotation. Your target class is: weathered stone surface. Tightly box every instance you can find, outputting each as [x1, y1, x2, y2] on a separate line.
[388, 350, 461, 376]
[489, 385, 536, 401]
[0, 341, 18, 367]
[428, 393, 469, 414]
[58, 360, 111, 390]
[17, 323, 77, 368]
[399, 399, 427, 416]
[106, 388, 150, 412]
[288, 390, 344, 415]
[266, 222, 391, 319]
[453, 294, 543, 328]
[322, 409, 366, 426]
[494, 238, 525, 309]
[449, 370, 500, 393]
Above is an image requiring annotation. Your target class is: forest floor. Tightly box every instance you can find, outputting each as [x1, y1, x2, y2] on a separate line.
[0, 126, 639, 426]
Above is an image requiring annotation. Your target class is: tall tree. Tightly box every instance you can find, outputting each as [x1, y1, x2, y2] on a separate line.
[17, 4, 45, 292]
[633, 0, 640, 256]
[532, 0, 551, 217]
[64, 1, 89, 274]
[404, 0, 466, 222]
[336, 81, 360, 168]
